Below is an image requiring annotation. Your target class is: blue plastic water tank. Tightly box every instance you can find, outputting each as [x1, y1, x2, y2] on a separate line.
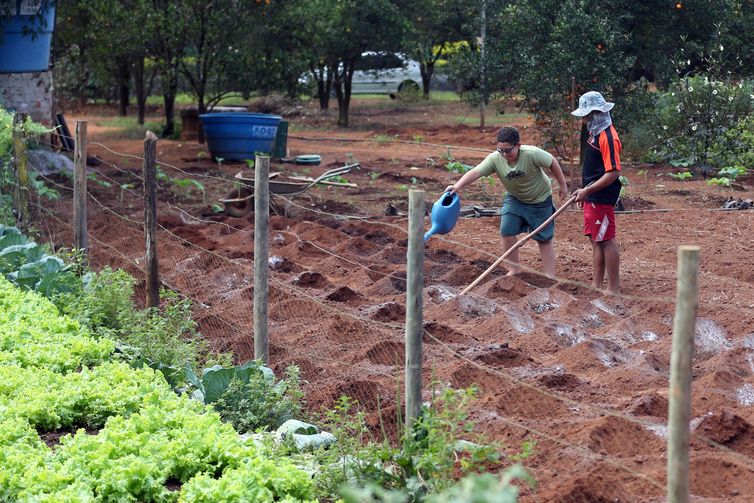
[0, 2, 56, 73]
[199, 112, 282, 160]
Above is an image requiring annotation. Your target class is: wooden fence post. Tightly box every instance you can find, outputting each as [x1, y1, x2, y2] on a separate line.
[11, 113, 30, 227]
[73, 121, 88, 264]
[253, 154, 270, 364]
[405, 189, 425, 427]
[667, 245, 700, 503]
[143, 131, 160, 308]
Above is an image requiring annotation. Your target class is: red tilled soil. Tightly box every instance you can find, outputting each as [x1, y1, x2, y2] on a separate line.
[39, 99, 754, 502]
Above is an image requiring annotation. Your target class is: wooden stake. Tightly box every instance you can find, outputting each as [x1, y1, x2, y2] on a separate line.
[73, 121, 88, 265]
[11, 113, 30, 228]
[254, 154, 270, 364]
[667, 245, 700, 503]
[405, 189, 425, 426]
[143, 131, 160, 308]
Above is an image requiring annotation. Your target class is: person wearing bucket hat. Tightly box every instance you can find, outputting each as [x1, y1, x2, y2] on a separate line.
[571, 91, 622, 294]
[445, 126, 568, 277]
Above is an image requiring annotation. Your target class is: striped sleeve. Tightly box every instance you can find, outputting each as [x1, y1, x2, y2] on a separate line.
[598, 126, 622, 172]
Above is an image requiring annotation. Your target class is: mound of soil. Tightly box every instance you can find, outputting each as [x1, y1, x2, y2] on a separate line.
[50, 99, 754, 502]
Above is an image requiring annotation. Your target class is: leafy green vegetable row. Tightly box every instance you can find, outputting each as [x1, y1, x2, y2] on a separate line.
[0, 276, 315, 501]
[0, 362, 172, 430]
[1, 400, 315, 502]
[0, 276, 114, 372]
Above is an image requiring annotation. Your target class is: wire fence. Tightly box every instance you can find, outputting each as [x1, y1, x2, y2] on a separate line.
[10, 128, 754, 502]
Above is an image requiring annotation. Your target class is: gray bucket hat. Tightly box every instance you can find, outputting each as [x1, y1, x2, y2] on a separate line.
[571, 91, 614, 117]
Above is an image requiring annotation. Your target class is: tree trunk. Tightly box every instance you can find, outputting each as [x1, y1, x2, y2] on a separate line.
[197, 95, 207, 144]
[133, 56, 147, 125]
[317, 80, 330, 110]
[335, 64, 353, 127]
[162, 72, 178, 138]
[337, 99, 349, 127]
[420, 62, 434, 99]
[117, 59, 131, 116]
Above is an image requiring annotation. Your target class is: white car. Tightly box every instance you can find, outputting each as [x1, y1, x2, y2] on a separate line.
[351, 52, 422, 98]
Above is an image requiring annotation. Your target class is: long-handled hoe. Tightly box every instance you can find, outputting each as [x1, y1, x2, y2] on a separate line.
[459, 192, 579, 296]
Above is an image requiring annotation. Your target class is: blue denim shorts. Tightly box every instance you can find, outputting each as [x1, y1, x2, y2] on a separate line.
[500, 194, 555, 242]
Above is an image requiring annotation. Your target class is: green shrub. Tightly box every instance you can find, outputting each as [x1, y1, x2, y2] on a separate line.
[120, 289, 207, 369]
[211, 364, 303, 433]
[651, 75, 753, 171]
[717, 115, 754, 168]
[641, 39, 754, 171]
[55, 266, 136, 332]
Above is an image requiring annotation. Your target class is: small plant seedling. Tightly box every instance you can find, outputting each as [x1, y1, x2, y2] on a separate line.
[244, 159, 255, 169]
[29, 172, 60, 200]
[197, 151, 208, 160]
[446, 161, 472, 174]
[211, 203, 225, 213]
[669, 158, 693, 168]
[707, 177, 732, 187]
[215, 156, 225, 168]
[174, 178, 206, 203]
[155, 167, 171, 185]
[668, 171, 693, 181]
[413, 135, 424, 144]
[397, 184, 409, 191]
[374, 134, 393, 143]
[718, 165, 747, 180]
[369, 171, 381, 181]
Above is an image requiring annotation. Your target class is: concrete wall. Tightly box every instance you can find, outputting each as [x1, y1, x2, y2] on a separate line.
[0, 71, 54, 125]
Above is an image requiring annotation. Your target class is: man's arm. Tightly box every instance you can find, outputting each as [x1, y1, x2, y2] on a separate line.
[445, 167, 485, 195]
[548, 157, 568, 201]
[573, 170, 620, 202]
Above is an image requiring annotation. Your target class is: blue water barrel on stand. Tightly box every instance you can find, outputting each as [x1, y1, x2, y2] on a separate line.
[0, 1, 56, 73]
[199, 113, 282, 161]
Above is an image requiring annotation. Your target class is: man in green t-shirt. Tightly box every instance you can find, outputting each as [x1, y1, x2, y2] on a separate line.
[445, 126, 568, 277]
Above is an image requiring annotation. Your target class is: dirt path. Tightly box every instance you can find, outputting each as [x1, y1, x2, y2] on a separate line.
[48, 100, 754, 502]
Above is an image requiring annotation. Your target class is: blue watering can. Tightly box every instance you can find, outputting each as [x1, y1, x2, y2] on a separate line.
[424, 192, 461, 242]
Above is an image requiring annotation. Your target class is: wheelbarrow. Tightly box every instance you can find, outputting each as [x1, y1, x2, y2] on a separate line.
[219, 163, 358, 217]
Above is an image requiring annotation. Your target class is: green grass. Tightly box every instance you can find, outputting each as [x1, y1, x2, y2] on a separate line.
[95, 116, 171, 139]
[453, 112, 531, 126]
[349, 91, 460, 102]
[427, 91, 462, 102]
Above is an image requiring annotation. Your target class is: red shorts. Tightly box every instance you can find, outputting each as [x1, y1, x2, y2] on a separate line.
[583, 202, 616, 242]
